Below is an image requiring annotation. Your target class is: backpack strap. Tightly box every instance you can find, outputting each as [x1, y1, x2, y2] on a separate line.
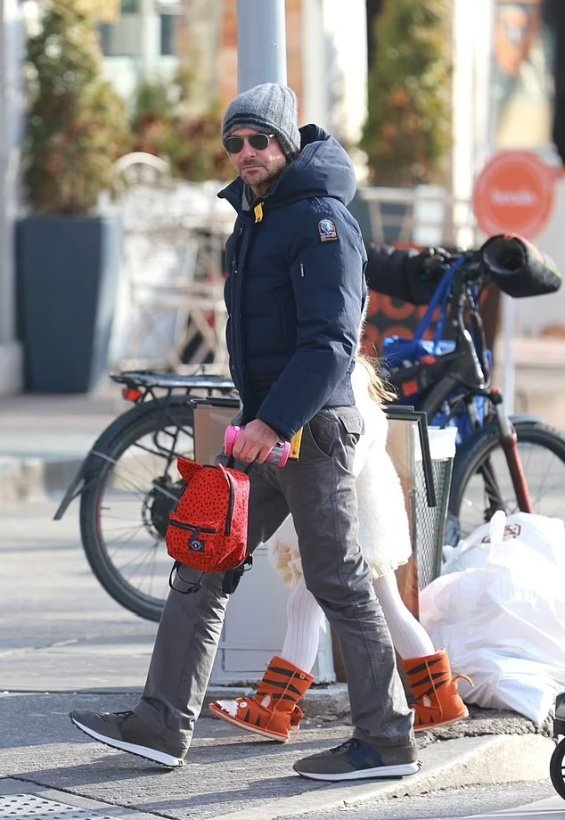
[217, 464, 235, 536]
[222, 557, 253, 595]
[226, 454, 250, 473]
[168, 562, 203, 595]
[169, 557, 253, 596]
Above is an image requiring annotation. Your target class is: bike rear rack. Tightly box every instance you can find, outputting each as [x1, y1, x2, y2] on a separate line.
[110, 370, 236, 393]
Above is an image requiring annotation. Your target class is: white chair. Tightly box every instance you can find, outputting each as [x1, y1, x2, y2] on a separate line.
[110, 154, 232, 371]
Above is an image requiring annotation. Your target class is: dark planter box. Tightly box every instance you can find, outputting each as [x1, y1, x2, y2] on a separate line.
[17, 215, 121, 393]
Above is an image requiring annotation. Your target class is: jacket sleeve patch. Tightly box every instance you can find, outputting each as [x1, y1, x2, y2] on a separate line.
[318, 218, 338, 242]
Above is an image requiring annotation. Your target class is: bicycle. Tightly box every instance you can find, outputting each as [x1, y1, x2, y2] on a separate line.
[382, 235, 565, 543]
[55, 238, 565, 622]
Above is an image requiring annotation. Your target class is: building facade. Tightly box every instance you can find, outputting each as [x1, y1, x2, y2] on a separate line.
[1, 1, 563, 395]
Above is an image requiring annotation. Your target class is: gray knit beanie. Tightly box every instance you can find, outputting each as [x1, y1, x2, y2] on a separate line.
[222, 83, 301, 157]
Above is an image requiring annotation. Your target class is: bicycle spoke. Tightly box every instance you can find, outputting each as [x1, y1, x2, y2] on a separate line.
[453, 424, 565, 538]
[80, 401, 196, 620]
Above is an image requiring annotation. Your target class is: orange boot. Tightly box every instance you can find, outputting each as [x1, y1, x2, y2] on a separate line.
[402, 649, 472, 731]
[208, 655, 314, 742]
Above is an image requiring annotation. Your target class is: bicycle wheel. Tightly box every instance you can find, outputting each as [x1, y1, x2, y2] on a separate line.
[79, 399, 195, 621]
[449, 420, 565, 539]
[550, 738, 565, 800]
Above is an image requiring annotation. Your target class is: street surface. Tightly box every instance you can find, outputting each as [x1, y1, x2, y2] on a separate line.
[0, 498, 562, 819]
[275, 783, 560, 819]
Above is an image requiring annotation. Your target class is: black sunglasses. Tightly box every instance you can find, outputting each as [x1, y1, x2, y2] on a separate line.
[223, 133, 275, 154]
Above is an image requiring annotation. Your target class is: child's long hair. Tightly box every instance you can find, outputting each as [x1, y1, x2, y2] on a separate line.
[356, 351, 397, 406]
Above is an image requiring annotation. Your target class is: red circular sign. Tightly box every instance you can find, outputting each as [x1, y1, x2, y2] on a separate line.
[473, 151, 555, 239]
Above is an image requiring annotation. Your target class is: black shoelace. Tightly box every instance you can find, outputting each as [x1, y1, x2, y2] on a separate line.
[330, 738, 361, 754]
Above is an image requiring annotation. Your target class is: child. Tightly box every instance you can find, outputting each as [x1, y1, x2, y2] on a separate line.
[210, 356, 470, 742]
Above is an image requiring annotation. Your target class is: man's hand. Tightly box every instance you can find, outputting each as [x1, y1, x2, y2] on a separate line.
[406, 247, 452, 284]
[231, 419, 280, 464]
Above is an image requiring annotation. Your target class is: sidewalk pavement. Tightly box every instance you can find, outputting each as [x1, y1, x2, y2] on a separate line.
[0, 376, 123, 504]
[0, 377, 559, 819]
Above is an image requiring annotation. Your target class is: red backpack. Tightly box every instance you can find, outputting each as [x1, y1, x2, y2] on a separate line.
[166, 457, 250, 592]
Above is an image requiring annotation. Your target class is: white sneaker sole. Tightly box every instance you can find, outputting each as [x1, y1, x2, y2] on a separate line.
[70, 716, 183, 768]
[294, 760, 421, 781]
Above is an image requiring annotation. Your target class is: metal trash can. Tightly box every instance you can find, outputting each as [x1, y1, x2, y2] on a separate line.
[386, 408, 456, 617]
[414, 426, 457, 590]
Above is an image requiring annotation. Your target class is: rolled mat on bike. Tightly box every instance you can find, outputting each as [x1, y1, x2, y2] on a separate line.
[480, 234, 561, 298]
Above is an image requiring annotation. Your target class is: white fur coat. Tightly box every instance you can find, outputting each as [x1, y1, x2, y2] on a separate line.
[269, 362, 413, 586]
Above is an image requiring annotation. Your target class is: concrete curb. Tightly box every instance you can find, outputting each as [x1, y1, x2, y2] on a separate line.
[208, 734, 555, 820]
[0, 455, 81, 504]
[205, 687, 551, 741]
[0, 456, 47, 504]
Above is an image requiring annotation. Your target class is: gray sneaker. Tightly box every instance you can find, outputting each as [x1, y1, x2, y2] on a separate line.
[293, 737, 421, 782]
[69, 710, 184, 768]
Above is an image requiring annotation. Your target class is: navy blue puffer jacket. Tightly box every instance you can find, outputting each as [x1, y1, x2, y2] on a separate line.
[218, 124, 367, 440]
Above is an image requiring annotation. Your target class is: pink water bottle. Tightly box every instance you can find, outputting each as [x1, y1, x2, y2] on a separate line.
[224, 425, 291, 468]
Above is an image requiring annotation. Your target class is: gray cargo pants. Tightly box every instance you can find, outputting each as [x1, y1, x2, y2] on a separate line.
[135, 406, 414, 757]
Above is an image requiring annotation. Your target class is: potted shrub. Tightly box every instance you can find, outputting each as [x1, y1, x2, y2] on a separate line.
[17, 0, 130, 392]
[129, 68, 233, 182]
[353, 0, 453, 358]
[361, 0, 452, 188]
[352, 0, 452, 245]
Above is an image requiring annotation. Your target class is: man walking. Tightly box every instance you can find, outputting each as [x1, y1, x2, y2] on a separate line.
[70, 83, 419, 782]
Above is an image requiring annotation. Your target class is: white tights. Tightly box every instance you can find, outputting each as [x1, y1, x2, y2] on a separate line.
[280, 571, 435, 673]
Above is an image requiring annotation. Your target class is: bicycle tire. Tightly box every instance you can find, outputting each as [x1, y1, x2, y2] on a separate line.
[448, 420, 565, 539]
[79, 398, 196, 621]
[550, 738, 565, 800]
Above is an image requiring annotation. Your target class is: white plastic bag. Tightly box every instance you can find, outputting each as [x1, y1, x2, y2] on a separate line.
[420, 511, 565, 725]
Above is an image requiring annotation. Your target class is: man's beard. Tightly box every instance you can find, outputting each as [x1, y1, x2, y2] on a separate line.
[240, 158, 286, 191]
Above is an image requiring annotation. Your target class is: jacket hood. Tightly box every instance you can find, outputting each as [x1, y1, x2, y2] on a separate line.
[219, 124, 358, 211]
